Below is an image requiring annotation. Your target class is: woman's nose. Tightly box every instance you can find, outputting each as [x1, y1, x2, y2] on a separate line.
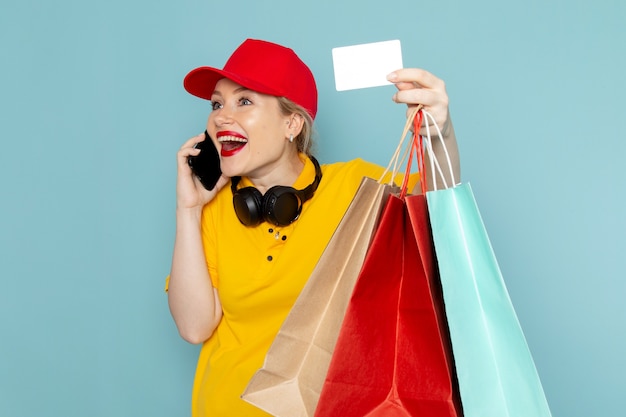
[213, 105, 235, 126]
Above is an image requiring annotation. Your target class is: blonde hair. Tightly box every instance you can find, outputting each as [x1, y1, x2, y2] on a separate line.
[277, 97, 315, 156]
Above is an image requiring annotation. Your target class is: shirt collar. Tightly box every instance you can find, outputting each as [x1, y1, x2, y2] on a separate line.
[238, 154, 315, 190]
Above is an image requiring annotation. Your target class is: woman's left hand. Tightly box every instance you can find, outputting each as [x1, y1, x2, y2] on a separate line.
[387, 68, 461, 190]
[387, 68, 452, 138]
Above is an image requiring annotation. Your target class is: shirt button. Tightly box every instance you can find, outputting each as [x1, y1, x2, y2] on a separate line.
[267, 255, 273, 261]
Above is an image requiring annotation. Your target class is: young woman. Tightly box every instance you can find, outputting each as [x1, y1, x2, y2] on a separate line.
[168, 38, 460, 416]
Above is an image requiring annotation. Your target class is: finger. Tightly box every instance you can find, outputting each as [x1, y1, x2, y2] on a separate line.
[177, 133, 204, 165]
[394, 81, 417, 91]
[388, 68, 445, 90]
[405, 104, 446, 122]
[181, 132, 206, 150]
[177, 147, 201, 177]
[177, 145, 201, 161]
[394, 88, 444, 107]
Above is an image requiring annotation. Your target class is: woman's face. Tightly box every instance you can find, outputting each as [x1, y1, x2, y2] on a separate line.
[207, 78, 295, 183]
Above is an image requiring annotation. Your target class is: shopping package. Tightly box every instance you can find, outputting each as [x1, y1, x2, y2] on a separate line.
[427, 184, 552, 417]
[314, 117, 462, 416]
[420, 110, 553, 417]
[242, 109, 426, 417]
[241, 177, 396, 416]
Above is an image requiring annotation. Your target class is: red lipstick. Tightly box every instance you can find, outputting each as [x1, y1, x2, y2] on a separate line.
[216, 131, 248, 157]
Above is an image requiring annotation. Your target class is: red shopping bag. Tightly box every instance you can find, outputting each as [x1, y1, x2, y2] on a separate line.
[314, 126, 462, 416]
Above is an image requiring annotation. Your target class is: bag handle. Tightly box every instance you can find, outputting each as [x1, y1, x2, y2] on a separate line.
[416, 109, 457, 191]
[379, 105, 424, 188]
[399, 110, 425, 198]
[378, 106, 457, 194]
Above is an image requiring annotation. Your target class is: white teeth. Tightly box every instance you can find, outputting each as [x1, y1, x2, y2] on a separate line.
[218, 135, 247, 143]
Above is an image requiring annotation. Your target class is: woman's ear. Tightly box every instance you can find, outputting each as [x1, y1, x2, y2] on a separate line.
[286, 113, 304, 139]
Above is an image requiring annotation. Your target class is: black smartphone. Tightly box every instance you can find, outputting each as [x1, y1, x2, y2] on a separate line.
[187, 130, 222, 191]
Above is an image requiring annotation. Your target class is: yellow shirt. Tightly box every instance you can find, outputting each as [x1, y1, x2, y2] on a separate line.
[181, 156, 417, 416]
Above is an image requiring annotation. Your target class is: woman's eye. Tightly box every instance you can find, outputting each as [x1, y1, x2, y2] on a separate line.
[210, 101, 222, 111]
[239, 97, 252, 106]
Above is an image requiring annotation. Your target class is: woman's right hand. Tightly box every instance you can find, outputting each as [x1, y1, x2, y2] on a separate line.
[171, 133, 226, 343]
[176, 133, 229, 211]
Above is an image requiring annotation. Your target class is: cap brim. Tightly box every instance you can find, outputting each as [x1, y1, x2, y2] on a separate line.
[183, 66, 284, 101]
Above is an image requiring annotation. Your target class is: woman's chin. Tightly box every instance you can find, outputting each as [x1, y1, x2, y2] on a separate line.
[219, 162, 244, 179]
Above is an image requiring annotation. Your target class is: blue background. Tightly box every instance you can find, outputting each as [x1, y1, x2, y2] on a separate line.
[1, 0, 624, 416]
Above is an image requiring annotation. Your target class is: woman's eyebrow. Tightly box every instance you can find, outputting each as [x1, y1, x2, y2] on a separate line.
[211, 86, 254, 97]
[234, 86, 253, 94]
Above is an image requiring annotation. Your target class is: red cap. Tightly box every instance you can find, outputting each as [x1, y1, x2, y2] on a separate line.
[184, 39, 318, 119]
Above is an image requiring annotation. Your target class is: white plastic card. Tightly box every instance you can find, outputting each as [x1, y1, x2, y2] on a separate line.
[332, 40, 403, 91]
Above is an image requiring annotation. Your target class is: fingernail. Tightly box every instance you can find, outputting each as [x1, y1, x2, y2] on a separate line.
[387, 72, 398, 81]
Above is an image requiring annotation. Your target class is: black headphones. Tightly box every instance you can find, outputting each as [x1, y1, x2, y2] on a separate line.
[231, 156, 323, 227]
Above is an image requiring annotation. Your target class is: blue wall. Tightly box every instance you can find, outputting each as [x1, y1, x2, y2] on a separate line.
[1, 0, 624, 415]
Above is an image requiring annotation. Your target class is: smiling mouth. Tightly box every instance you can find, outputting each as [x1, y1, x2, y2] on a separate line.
[218, 135, 247, 156]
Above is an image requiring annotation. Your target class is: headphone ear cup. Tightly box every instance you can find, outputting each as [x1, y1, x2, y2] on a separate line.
[263, 186, 303, 227]
[233, 186, 264, 226]
[230, 157, 322, 227]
